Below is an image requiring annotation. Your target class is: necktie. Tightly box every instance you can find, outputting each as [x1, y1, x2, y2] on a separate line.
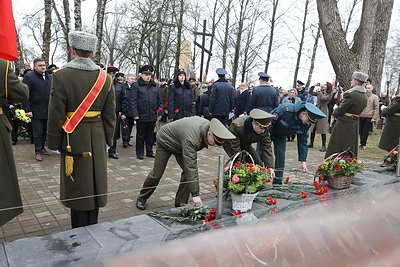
[42, 74, 46, 80]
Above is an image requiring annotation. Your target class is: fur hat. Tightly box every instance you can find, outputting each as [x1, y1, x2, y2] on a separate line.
[352, 71, 368, 83]
[68, 31, 97, 52]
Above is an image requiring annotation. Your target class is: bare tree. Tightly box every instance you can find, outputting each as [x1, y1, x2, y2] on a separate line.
[43, 0, 52, 62]
[94, 0, 107, 64]
[74, 0, 82, 30]
[221, 0, 234, 69]
[317, 0, 394, 91]
[264, 0, 279, 73]
[292, 0, 310, 88]
[305, 24, 321, 88]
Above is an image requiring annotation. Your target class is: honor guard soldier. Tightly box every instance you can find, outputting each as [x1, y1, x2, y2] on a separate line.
[136, 117, 235, 210]
[379, 94, 400, 154]
[223, 109, 276, 177]
[325, 71, 368, 159]
[47, 31, 116, 228]
[270, 102, 326, 184]
[0, 58, 29, 226]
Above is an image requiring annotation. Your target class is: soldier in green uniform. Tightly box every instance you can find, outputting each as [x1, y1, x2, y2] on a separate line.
[0, 58, 29, 226]
[379, 95, 400, 152]
[136, 117, 235, 210]
[325, 71, 368, 159]
[47, 31, 116, 228]
[223, 109, 275, 177]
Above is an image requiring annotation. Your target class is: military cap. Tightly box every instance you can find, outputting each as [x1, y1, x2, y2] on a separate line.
[68, 31, 97, 52]
[352, 71, 368, 83]
[210, 118, 235, 144]
[115, 72, 125, 78]
[249, 109, 275, 128]
[258, 72, 270, 79]
[297, 80, 305, 86]
[106, 66, 119, 75]
[139, 64, 154, 74]
[47, 64, 57, 70]
[175, 68, 186, 76]
[189, 77, 196, 82]
[160, 78, 166, 82]
[305, 103, 326, 123]
[216, 68, 228, 75]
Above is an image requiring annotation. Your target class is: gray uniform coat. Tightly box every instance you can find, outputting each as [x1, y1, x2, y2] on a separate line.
[0, 59, 29, 226]
[325, 86, 367, 158]
[379, 96, 400, 151]
[47, 58, 116, 211]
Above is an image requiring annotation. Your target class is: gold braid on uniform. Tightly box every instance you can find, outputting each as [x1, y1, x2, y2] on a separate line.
[65, 133, 74, 181]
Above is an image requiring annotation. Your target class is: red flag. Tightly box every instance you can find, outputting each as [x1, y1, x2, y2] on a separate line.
[0, 0, 18, 61]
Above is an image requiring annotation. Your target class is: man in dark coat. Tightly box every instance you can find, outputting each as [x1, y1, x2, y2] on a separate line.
[249, 72, 279, 113]
[23, 58, 52, 161]
[223, 109, 275, 177]
[108, 72, 128, 159]
[129, 64, 163, 159]
[123, 74, 136, 146]
[235, 82, 251, 117]
[296, 80, 308, 101]
[209, 68, 235, 126]
[136, 117, 235, 210]
[47, 31, 116, 228]
[270, 102, 326, 184]
[0, 58, 29, 226]
[325, 71, 368, 159]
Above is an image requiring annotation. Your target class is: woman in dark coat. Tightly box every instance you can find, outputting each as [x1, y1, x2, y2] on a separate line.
[167, 69, 195, 121]
[199, 84, 212, 120]
[235, 82, 251, 117]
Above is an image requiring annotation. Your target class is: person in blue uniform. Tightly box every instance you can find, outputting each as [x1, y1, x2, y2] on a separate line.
[208, 68, 235, 126]
[249, 72, 279, 112]
[270, 102, 326, 184]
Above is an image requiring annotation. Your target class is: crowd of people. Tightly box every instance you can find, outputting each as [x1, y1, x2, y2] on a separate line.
[1, 30, 400, 230]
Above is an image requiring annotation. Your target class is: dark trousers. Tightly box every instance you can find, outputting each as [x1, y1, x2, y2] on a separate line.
[359, 117, 372, 146]
[108, 115, 129, 154]
[136, 121, 155, 157]
[122, 116, 134, 143]
[271, 135, 287, 184]
[138, 144, 192, 206]
[32, 119, 47, 154]
[212, 115, 228, 127]
[70, 208, 99, 228]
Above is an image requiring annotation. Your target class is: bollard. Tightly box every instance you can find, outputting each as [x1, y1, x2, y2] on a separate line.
[216, 155, 225, 219]
[397, 138, 400, 177]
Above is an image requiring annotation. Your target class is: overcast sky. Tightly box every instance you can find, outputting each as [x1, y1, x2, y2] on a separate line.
[11, 0, 400, 89]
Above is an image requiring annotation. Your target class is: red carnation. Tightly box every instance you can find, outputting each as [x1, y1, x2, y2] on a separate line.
[174, 109, 180, 113]
[156, 107, 163, 113]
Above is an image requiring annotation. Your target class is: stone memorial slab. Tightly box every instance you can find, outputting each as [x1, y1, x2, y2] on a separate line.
[0, 244, 7, 267]
[85, 215, 170, 262]
[4, 227, 100, 267]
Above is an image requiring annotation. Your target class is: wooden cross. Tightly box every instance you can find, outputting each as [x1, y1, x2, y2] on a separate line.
[194, 20, 213, 82]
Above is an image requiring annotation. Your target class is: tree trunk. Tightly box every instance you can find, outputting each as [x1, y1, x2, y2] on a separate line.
[94, 0, 107, 64]
[63, 0, 71, 62]
[292, 0, 310, 88]
[317, 0, 393, 90]
[369, 0, 394, 94]
[43, 0, 52, 62]
[232, 0, 249, 87]
[306, 25, 321, 89]
[74, 0, 82, 31]
[174, 0, 184, 70]
[205, 0, 219, 79]
[221, 0, 232, 69]
[264, 0, 279, 74]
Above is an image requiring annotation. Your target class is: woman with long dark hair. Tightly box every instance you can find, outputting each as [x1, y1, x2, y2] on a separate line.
[167, 69, 195, 121]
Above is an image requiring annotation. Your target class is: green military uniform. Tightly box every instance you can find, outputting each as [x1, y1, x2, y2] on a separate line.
[325, 85, 368, 158]
[47, 59, 115, 212]
[137, 117, 235, 207]
[0, 59, 29, 226]
[379, 95, 400, 151]
[223, 115, 274, 168]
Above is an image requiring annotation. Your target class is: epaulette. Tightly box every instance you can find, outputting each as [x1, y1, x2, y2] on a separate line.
[345, 89, 353, 94]
[285, 107, 294, 112]
[52, 67, 67, 73]
[236, 122, 244, 127]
